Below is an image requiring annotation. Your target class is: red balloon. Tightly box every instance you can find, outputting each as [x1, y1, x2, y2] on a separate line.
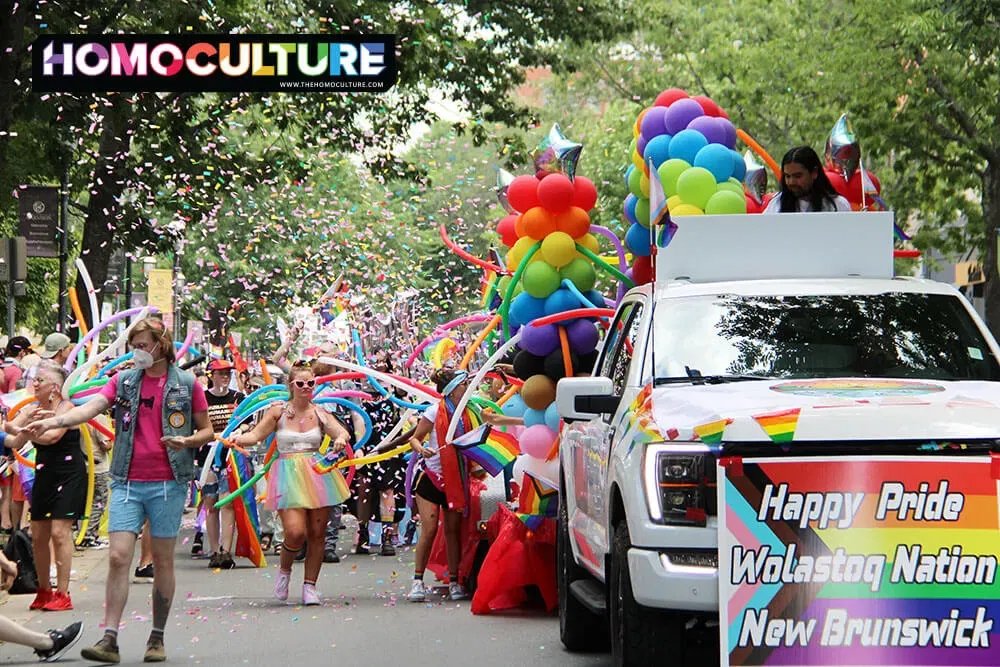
[844, 171, 864, 205]
[691, 95, 723, 118]
[745, 194, 762, 214]
[572, 176, 598, 211]
[825, 169, 850, 200]
[507, 175, 540, 213]
[654, 88, 689, 107]
[536, 173, 575, 214]
[496, 215, 519, 247]
[632, 256, 653, 285]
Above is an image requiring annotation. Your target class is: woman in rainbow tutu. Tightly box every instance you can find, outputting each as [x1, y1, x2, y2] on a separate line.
[231, 361, 351, 605]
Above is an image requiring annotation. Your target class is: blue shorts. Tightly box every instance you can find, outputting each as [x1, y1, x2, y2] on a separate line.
[108, 480, 188, 539]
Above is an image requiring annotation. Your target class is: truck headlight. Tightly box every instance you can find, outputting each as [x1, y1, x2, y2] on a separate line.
[643, 443, 717, 526]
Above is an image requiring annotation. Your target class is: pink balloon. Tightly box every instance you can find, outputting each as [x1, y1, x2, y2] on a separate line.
[519, 424, 557, 459]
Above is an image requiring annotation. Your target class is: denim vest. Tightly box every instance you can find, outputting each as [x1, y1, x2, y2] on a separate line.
[109, 365, 197, 484]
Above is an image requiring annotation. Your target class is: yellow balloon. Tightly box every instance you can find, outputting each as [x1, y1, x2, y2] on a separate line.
[667, 195, 683, 210]
[540, 231, 578, 268]
[507, 236, 534, 271]
[631, 150, 645, 171]
[671, 204, 705, 216]
[576, 232, 601, 256]
[640, 173, 650, 198]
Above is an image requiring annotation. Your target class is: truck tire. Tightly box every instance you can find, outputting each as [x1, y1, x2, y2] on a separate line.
[610, 520, 686, 666]
[558, 484, 609, 651]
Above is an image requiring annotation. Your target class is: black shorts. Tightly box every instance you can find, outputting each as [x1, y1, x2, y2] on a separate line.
[413, 470, 447, 507]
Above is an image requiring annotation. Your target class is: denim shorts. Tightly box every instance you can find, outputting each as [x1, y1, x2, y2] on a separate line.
[108, 480, 189, 539]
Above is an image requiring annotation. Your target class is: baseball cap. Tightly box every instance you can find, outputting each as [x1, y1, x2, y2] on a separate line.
[6, 336, 33, 356]
[207, 359, 235, 372]
[39, 332, 72, 359]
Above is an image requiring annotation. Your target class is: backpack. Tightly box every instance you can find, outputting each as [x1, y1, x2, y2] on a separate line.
[3, 529, 38, 595]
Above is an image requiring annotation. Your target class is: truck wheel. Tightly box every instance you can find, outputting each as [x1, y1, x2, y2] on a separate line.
[610, 520, 686, 666]
[558, 483, 608, 651]
[466, 538, 490, 596]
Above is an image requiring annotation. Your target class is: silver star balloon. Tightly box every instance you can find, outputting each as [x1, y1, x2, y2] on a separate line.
[496, 168, 516, 213]
[824, 113, 861, 181]
[531, 123, 583, 181]
[743, 151, 768, 205]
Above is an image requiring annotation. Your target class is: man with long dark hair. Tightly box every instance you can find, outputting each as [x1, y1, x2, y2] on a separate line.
[764, 146, 852, 213]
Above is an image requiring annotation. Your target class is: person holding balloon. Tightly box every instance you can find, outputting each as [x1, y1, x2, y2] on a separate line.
[763, 146, 852, 213]
[406, 367, 477, 604]
[228, 361, 351, 606]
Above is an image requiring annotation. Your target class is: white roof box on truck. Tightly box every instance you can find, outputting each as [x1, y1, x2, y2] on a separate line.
[654, 211, 895, 285]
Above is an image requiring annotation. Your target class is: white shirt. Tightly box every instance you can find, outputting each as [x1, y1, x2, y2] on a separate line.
[418, 402, 443, 475]
[763, 192, 852, 213]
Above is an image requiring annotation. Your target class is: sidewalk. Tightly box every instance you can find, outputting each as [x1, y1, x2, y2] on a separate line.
[0, 544, 109, 625]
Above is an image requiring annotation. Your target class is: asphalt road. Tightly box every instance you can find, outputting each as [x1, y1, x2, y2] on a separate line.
[2, 514, 612, 667]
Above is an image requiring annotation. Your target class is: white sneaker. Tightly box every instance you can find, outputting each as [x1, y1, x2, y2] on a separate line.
[407, 580, 426, 602]
[448, 582, 469, 601]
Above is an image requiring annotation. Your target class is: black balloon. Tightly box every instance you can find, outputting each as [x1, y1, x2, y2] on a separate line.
[544, 349, 580, 381]
[513, 350, 546, 381]
[577, 350, 600, 374]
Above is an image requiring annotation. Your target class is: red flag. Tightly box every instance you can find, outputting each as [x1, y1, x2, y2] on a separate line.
[227, 335, 248, 373]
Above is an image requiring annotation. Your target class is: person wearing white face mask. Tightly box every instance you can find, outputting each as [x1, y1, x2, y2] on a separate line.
[25, 318, 213, 664]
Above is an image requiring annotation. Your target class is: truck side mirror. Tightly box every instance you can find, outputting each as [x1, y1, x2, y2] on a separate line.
[556, 376, 621, 422]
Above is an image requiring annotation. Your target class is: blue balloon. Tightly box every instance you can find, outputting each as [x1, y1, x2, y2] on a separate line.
[694, 143, 736, 183]
[669, 129, 708, 165]
[584, 290, 606, 308]
[544, 287, 580, 316]
[642, 134, 673, 170]
[524, 408, 547, 428]
[504, 394, 527, 419]
[625, 222, 652, 257]
[509, 293, 546, 328]
[544, 403, 561, 432]
[624, 193, 639, 226]
[624, 164, 635, 188]
[730, 150, 747, 181]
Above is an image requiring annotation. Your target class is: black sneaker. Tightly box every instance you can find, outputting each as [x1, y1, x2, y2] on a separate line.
[191, 532, 204, 557]
[403, 521, 417, 546]
[355, 527, 370, 555]
[134, 564, 154, 582]
[323, 548, 340, 563]
[207, 552, 222, 569]
[35, 620, 84, 662]
[380, 529, 397, 557]
[219, 551, 236, 570]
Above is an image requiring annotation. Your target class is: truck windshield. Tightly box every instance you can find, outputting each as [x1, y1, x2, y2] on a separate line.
[654, 292, 1000, 381]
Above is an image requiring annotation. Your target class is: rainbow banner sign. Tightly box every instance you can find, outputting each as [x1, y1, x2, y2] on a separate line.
[719, 456, 1000, 666]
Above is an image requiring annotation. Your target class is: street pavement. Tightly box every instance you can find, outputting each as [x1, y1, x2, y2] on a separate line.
[0, 514, 612, 666]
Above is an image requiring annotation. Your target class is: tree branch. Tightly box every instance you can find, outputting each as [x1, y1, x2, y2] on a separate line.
[588, 53, 640, 104]
[680, 52, 712, 98]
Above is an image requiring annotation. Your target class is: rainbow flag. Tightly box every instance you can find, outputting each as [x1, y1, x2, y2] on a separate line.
[453, 425, 521, 477]
[226, 451, 266, 568]
[15, 447, 34, 502]
[515, 470, 559, 530]
[692, 418, 733, 445]
[753, 408, 801, 443]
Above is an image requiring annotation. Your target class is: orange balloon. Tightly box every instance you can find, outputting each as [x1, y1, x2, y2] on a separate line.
[514, 213, 528, 238]
[556, 207, 591, 238]
[634, 107, 652, 137]
[521, 206, 557, 240]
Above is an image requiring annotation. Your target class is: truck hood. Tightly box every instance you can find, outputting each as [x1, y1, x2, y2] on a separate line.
[629, 377, 1000, 443]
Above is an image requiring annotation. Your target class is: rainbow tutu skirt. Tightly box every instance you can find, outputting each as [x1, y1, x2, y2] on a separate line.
[265, 452, 349, 511]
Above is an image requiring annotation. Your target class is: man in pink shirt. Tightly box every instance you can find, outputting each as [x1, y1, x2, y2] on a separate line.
[1, 337, 33, 393]
[27, 319, 213, 663]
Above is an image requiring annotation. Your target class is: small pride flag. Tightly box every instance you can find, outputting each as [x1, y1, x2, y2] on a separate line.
[752, 408, 801, 443]
[453, 425, 521, 477]
[692, 418, 733, 445]
[516, 471, 559, 530]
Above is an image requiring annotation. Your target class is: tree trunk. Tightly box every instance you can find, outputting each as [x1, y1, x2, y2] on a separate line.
[74, 101, 133, 328]
[982, 160, 1000, 338]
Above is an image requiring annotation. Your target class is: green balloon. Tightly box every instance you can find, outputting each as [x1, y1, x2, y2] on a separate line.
[513, 282, 524, 297]
[704, 189, 748, 215]
[657, 159, 691, 198]
[497, 276, 511, 295]
[676, 167, 718, 210]
[634, 197, 651, 227]
[716, 181, 745, 197]
[728, 176, 743, 188]
[627, 165, 645, 199]
[522, 261, 562, 299]
[560, 258, 597, 293]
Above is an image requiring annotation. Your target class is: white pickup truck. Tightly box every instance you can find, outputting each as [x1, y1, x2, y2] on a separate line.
[554, 212, 1000, 666]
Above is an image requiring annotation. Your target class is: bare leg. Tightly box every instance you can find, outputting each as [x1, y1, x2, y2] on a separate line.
[31, 520, 52, 591]
[104, 532, 138, 632]
[277, 509, 306, 572]
[204, 504, 220, 555]
[149, 538, 177, 636]
[220, 504, 236, 553]
[138, 519, 153, 568]
[50, 519, 74, 594]
[0, 615, 55, 650]
[1, 485, 12, 532]
[443, 510, 463, 578]
[303, 509, 328, 582]
[413, 496, 439, 575]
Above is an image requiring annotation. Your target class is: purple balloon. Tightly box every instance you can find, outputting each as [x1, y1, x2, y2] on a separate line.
[520, 322, 560, 357]
[636, 133, 650, 157]
[566, 319, 600, 355]
[663, 98, 705, 135]
[686, 116, 726, 145]
[718, 118, 737, 150]
[640, 106, 669, 138]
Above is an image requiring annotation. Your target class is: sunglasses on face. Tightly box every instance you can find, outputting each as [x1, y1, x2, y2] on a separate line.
[292, 379, 316, 389]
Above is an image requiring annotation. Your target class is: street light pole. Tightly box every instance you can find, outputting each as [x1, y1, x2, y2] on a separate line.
[58, 165, 69, 332]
